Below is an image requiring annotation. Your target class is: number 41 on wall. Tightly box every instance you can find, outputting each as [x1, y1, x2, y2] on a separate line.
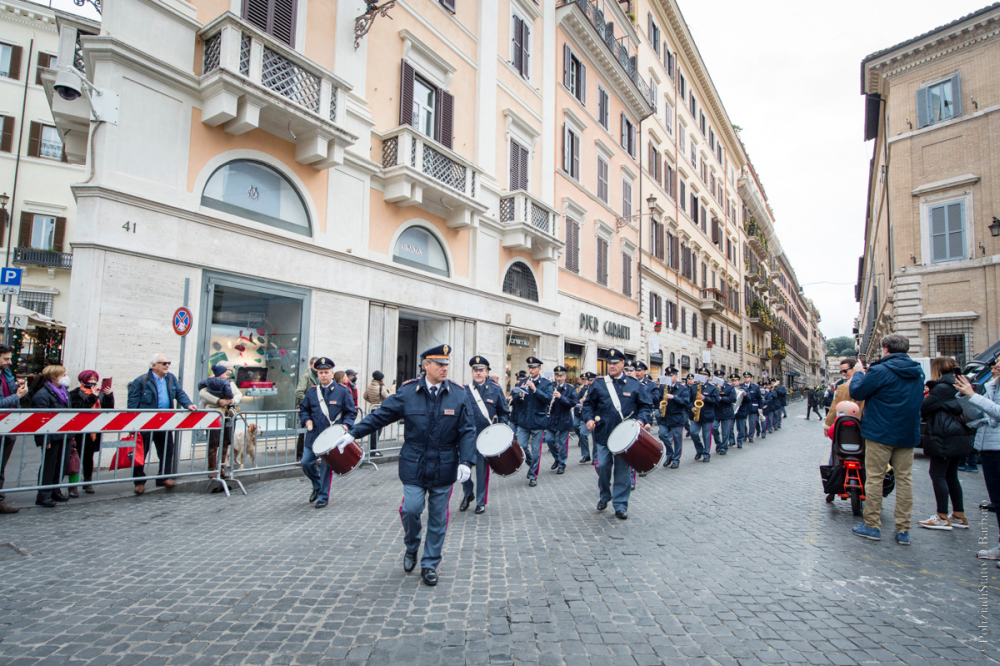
[122, 221, 137, 233]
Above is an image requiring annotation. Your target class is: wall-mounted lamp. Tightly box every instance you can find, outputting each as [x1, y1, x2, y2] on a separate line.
[910, 254, 917, 265]
[972, 98, 979, 110]
[989, 216, 1000, 237]
[906, 119, 913, 130]
[979, 242, 987, 255]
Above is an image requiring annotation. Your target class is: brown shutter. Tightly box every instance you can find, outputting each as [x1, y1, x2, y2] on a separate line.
[18, 212, 32, 248]
[509, 140, 518, 190]
[243, 0, 269, 34]
[53, 217, 67, 252]
[562, 43, 570, 89]
[518, 143, 527, 189]
[398, 60, 414, 126]
[35, 52, 46, 86]
[271, 0, 296, 46]
[438, 89, 454, 150]
[27, 121, 40, 158]
[8, 45, 22, 81]
[0, 116, 13, 153]
[521, 20, 530, 77]
[512, 16, 523, 74]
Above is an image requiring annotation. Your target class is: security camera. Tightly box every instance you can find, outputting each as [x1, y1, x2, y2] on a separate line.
[54, 69, 82, 101]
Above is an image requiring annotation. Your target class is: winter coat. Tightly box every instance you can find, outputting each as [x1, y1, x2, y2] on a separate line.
[546, 381, 578, 432]
[969, 378, 1000, 452]
[363, 379, 390, 407]
[127, 371, 194, 410]
[0, 368, 20, 409]
[848, 353, 925, 448]
[775, 385, 788, 406]
[661, 382, 692, 427]
[716, 384, 737, 420]
[298, 382, 357, 448]
[32, 384, 72, 449]
[920, 376, 975, 458]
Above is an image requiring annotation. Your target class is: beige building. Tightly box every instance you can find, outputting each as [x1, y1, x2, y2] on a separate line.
[858, 4, 1000, 366]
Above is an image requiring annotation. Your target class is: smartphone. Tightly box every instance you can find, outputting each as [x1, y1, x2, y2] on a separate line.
[101, 378, 113, 391]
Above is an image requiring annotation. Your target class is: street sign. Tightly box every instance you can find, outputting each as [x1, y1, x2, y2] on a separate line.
[172, 307, 192, 336]
[0, 267, 22, 296]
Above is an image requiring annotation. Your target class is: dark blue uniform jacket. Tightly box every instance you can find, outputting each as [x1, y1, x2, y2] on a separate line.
[298, 382, 357, 448]
[546, 382, 578, 431]
[581, 374, 654, 444]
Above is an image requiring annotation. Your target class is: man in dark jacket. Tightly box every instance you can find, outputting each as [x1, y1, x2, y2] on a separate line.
[805, 387, 823, 420]
[658, 367, 689, 468]
[339, 344, 476, 586]
[299, 357, 357, 509]
[689, 369, 719, 462]
[0, 345, 28, 513]
[544, 366, 577, 475]
[848, 334, 925, 545]
[737, 372, 761, 446]
[714, 371, 737, 454]
[774, 381, 788, 427]
[513, 358, 553, 486]
[126, 353, 197, 494]
[460, 355, 510, 514]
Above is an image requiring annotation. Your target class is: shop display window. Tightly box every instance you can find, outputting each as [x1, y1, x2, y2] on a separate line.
[201, 160, 311, 236]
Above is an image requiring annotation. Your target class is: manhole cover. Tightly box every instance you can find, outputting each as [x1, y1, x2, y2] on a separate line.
[0, 543, 29, 560]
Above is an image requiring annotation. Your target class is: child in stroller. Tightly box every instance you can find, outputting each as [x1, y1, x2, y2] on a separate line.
[820, 402, 894, 516]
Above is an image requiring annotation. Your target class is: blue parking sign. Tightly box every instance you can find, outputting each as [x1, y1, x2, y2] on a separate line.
[1, 268, 22, 287]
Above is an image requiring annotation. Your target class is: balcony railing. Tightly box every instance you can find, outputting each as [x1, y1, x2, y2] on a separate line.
[14, 247, 73, 269]
[497, 191, 562, 262]
[382, 127, 477, 200]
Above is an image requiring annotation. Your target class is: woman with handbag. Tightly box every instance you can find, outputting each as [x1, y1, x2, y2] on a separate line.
[955, 362, 1000, 565]
[69, 370, 115, 495]
[32, 365, 73, 507]
[917, 357, 973, 530]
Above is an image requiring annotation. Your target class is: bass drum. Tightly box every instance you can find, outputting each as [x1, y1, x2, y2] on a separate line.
[312, 426, 363, 476]
[607, 419, 664, 474]
[476, 424, 524, 477]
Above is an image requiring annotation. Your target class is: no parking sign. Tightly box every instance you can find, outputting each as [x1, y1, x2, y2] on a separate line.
[172, 307, 192, 336]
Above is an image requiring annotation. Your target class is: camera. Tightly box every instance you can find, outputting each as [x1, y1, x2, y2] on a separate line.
[54, 69, 83, 101]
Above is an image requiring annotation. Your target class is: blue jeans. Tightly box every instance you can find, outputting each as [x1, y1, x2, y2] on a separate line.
[545, 429, 569, 469]
[595, 442, 632, 511]
[516, 427, 544, 480]
[301, 440, 332, 503]
[689, 419, 713, 458]
[461, 452, 490, 506]
[735, 416, 748, 445]
[659, 424, 684, 464]
[400, 484, 453, 570]
[717, 419, 734, 453]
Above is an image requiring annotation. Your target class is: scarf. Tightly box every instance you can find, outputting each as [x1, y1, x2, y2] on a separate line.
[48, 382, 69, 406]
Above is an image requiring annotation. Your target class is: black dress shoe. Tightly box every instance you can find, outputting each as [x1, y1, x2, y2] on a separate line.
[421, 568, 438, 586]
[556, 467, 565, 475]
[315, 500, 328, 509]
[737, 444, 743, 449]
[51, 492, 69, 502]
[579, 456, 591, 464]
[309, 489, 319, 503]
[459, 495, 473, 512]
[474, 505, 485, 514]
[35, 497, 56, 508]
[719, 450, 727, 456]
[550, 462, 559, 470]
[694, 453, 703, 461]
[615, 509, 628, 520]
[403, 550, 418, 573]
[702, 456, 711, 463]
[596, 500, 608, 511]
[528, 479, 537, 487]
[670, 461, 679, 469]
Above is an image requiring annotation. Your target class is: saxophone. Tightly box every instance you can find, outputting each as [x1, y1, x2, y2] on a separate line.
[659, 383, 669, 418]
[691, 383, 704, 421]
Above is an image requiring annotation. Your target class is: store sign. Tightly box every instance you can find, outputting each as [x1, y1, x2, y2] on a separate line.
[580, 314, 598, 332]
[579, 314, 631, 340]
[509, 335, 530, 347]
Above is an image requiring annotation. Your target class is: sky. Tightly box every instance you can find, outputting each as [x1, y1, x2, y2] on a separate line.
[677, 0, 990, 341]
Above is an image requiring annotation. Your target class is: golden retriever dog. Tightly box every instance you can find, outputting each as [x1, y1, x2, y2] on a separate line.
[233, 422, 258, 470]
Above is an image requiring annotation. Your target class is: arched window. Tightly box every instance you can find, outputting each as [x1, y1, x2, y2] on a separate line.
[201, 160, 311, 235]
[392, 226, 450, 277]
[502, 261, 538, 302]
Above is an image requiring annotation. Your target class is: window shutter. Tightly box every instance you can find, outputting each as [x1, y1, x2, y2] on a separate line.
[7, 45, 22, 81]
[649, 291, 655, 321]
[399, 60, 415, 126]
[681, 307, 686, 333]
[672, 235, 679, 270]
[512, 16, 523, 74]
[579, 62, 586, 105]
[18, 212, 32, 248]
[0, 116, 13, 153]
[571, 130, 579, 179]
[562, 124, 568, 172]
[950, 73, 962, 118]
[437, 89, 454, 149]
[563, 43, 571, 89]
[510, 140, 519, 190]
[597, 90, 604, 126]
[658, 223, 665, 261]
[35, 52, 48, 86]
[521, 21, 530, 78]
[518, 143, 528, 190]
[629, 122, 635, 156]
[915, 86, 929, 129]
[620, 113, 626, 148]
[273, 0, 295, 44]
[27, 121, 40, 158]
[648, 12, 653, 40]
[440, 0, 456, 11]
[53, 216, 67, 252]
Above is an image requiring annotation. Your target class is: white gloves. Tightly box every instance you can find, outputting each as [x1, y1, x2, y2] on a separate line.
[456, 464, 472, 484]
[335, 432, 356, 453]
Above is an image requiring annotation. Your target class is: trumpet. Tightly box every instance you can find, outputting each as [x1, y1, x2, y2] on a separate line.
[691, 383, 705, 421]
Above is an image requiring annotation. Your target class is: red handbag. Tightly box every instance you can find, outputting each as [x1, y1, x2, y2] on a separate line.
[109, 433, 145, 470]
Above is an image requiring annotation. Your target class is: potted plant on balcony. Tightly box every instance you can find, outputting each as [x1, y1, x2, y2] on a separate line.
[653, 321, 662, 333]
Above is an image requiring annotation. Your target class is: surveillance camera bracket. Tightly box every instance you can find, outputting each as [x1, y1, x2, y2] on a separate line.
[58, 67, 119, 125]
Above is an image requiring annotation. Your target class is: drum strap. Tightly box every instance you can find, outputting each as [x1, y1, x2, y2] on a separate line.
[315, 384, 343, 427]
[603, 376, 624, 421]
[468, 383, 491, 422]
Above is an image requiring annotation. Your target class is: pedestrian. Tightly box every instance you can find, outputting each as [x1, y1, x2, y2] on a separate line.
[714, 371, 737, 455]
[806, 386, 823, 420]
[954, 365, 1000, 565]
[69, 370, 115, 494]
[823, 385, 835, 415]
[689, 368, 718, 462]
[848, 334, 925, 545]
[459, 355, 510, 514]
[0, 344, 29, 514]
[198, 362, 242, 481]
[299, 357, 357, 509]
[738, 371, 761, 445]
[774, 380, 788, 427]
[294, 357, 319, 461]
[513, 357, 553, 487]
[760, 382, 774, 436]
[917, 357, 973, 531]
[544, 366, 576, 475]
[344, 369, 360, 410]
[335, 344, 476, 586]
[824, 358, 865, 429]
[581, 348, 654, 519]
[363, 371, 392, 458]
[126, 353, 198, 495]
[658, 366, 689, 468]
[32, 365, 74, 507]
[574, 372, 595, 463]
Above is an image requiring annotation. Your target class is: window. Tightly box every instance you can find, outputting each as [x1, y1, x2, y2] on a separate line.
[678, 72, 686, 100]
[412, 77, 436, 139]
[651, 219, 664, 260]
[565, 218, 580, 273]
[399, 62, 455, 149]
[598, 86, 609, 129]
[27, 123, 64, 161]
[689, 92, 696, 118]
[0, 42, 22, 80]
[917, 74, 961, 128]
[700, 158, 707, 183]
[929, 201, 965, 263]
[597, 237, 609, 286]
[242, 0, 296, 46]
[700, 204, 707, 232]
[511, 14, 531, 79]
[700, 111, 706, 136]
[717, 143, 723, 164]
[665, 50, 675, 80]
[563, 45, 586, 104]
[678, 124, 686, 154]
[711, 323, 716, 344]
[35, 52, 56, 86]
[622, 177, 633, 218]
[439, 0, 456, 11]
[620, 113, 636, 157]
[503, 261, 539, 301]
[666, 164, 675, 199]
[692, 312, 698, 338]
[17, 211, 65, 252]
[18, 290, 54, 317]
[597, 156, 609, 202]
[30, 214, 55, 250]
[509, 139, 529, 191]
[647, 143, 661, 185]
[928, 319, 974, 366]
[681, 306, 687, 333]
[201, 160, 312, 235]
[682, 244, 692, 279]
[648, 14, 661, 56]
[679, 181, 686, 214]
[690, 141, 696, 168]
[622, 252, 632, 297]
[668, 233, 679, 270]
[709, 128, 715, 151]
[690, 192, 697, 221]
[664, 101, 673, 135]
[0, 115, 14, 153]
[562, 125, 580, 180]
[649, 292, 661, 322]
[701, 262, 707, 288]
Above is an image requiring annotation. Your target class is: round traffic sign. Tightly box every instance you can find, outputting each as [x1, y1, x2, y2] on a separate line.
[172, 307, 192, 336]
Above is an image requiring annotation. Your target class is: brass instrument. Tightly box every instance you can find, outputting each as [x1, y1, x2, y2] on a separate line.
[659, 394, 668, 418]
[691, 383, 705, 421]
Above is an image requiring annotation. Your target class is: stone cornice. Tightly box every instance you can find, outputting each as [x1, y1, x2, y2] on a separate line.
[0, 0, 58, 31]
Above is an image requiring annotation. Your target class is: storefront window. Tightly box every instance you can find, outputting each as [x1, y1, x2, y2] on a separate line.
[393, 226, 450, 277]
[505, 331, 539, 392]
[201, 160, 312, 236]
[563, 343, 584, 384]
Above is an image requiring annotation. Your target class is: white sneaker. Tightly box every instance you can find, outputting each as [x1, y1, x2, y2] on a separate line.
[977, 545, 1000, 560]
[917, 515, 952, 530]
[948, 514, 970, 529]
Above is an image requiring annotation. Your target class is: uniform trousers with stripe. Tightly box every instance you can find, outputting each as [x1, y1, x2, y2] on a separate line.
[516, 427, 544, 481]
[461, 452, 490, 506]
[545, 428, 569, 469]
[400, 484, 453, 570]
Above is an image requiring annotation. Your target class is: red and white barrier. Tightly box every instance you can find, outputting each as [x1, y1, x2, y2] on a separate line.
[0, 410, 222, 435]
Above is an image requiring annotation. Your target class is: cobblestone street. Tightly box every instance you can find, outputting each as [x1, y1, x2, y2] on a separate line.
[1, 401, 997, 665]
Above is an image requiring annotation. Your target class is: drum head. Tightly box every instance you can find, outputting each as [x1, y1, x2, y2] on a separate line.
[312, 427, 339, 455]
[477, 424, 514, 456]
[607, 419, 639, 454]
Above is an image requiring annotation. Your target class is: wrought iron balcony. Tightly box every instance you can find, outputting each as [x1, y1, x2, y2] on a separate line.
[699, 288, 726, 315]
[497, 191, 563, 262]
[198, 13, 356, 170]
[381, 126, 487, 230]
[14, 247, 73, 269]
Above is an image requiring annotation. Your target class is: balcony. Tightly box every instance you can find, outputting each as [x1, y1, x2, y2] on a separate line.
[14, 248, 73, 270]
[699, 288, 726, 315]
[198, 13, 357, 170]
[498, 191, 563, 262]
[381, 126, 487, 230]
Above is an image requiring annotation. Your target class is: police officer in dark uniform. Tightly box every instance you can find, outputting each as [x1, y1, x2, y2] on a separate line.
[714, 370, 737, 455]
[514, 357, 553, 487]
[581, 348, 654, 519]
[574, 372, 596, 463]
[544, 365, 577, 474]
[334, 344, 476, 586]
[658, 366, 690, 469]
[508, 369, 527, 433]
[460, 355, 510, 515]
[738, 371, 761, 445]
[690, 367, 719, 463]
[298, 357, 357, 509]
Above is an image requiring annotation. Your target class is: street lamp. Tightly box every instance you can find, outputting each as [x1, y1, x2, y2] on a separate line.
[989, 216, 1000, 237]
[614, 195, 658, 232]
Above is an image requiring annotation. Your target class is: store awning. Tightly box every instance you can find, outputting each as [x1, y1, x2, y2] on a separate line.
[0, 304, 65, 331]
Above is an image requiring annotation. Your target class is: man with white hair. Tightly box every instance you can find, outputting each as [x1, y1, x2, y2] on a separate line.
[126, 353, 197, 495]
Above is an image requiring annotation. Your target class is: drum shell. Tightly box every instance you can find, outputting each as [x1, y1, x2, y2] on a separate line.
[610, 422, 664, 473]
[476, 424, 524, 477]
[317, 441, 363, 476]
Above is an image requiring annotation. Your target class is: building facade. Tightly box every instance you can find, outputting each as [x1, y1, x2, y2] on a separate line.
[858, 4, 1000, 366]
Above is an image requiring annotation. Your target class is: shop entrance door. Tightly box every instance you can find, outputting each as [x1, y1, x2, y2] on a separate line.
[397, 319, 419, 388]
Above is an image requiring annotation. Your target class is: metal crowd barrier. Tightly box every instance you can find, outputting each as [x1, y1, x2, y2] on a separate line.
[0, 409, 226, 500]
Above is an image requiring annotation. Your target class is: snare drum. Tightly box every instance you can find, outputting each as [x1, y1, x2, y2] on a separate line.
[312, 426, 363, 476]
[606, 419, 664, 474]
[475, 424, 524, 477]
